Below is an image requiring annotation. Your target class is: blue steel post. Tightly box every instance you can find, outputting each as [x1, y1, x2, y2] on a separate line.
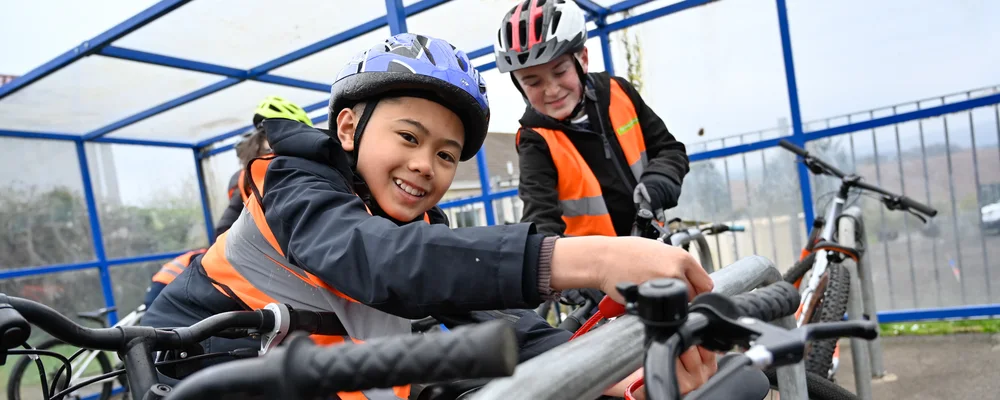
[598, 17, 616, 76]
[385, 0, 409, 34]
[774, 0, 815, 228]
[476, 148, 497, 226]
[75, 141, 119, 325]
[193, 148, 217, 245]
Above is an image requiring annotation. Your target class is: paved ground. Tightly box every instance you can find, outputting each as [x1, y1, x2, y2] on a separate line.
[830, 333, 1000, 399]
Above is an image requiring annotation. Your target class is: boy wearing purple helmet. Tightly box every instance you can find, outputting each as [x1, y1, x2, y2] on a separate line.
[143, 33, 712, 399]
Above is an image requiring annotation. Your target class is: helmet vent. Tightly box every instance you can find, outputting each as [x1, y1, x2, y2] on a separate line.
[533, 15, 543, 41]
[552, 10, 562, 32]
[518, 20, 527, 49]
[504, 22, 514, 49]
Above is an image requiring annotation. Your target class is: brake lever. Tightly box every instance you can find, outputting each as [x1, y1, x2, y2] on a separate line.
[882, 196, 929, 224]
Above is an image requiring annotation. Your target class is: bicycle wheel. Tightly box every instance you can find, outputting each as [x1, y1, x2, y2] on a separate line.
[764, 368, 858, 400]
[803, 262, 851, 380]
[6, 338, 114, 400]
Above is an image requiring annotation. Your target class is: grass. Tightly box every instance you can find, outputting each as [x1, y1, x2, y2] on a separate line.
[879, 318, 1000, 337]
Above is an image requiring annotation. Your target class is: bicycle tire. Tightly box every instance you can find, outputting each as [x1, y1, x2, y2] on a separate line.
[6, 338, 114, 400]
[783, 252, 817, 285]
[804, 262, 851, 380]
[764, 368, 858, 400]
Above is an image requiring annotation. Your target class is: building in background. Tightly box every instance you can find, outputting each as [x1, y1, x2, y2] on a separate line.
[440, 132, 524, 227]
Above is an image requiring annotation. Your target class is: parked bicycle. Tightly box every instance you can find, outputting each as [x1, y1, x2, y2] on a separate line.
[622, 278, 879, 400]
[6, 304, 146, 400]
[777, 139, 937, 387]
[0, 294, 514, 400]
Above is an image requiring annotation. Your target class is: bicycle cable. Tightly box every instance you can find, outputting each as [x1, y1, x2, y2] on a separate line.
[48, 346, 86, 395]
[17, 343, 53, 400]
[50, 349, 251, 400]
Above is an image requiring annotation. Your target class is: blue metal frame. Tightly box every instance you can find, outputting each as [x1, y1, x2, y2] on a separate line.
[194, 149, 217, 245]
[385, 0, 409, 35]
[75, 141, 119, 325]
[0, 0, 192, 100]
[4, 0, 1000, 325]
[774, 0, 815, 227]
[80, 0, 450, 142]
[877, 305, 1000, 323]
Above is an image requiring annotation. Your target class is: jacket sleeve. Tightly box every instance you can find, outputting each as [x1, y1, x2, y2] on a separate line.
[614, 77, 690, 186]
[516, 129, 567, 237]
[213, 187, 244, 240]
[262, 156, 547, 318]
[433, 309, 571, 362]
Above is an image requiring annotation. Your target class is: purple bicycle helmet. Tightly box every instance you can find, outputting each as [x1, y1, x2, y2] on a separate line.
[330, 33, 490, 161]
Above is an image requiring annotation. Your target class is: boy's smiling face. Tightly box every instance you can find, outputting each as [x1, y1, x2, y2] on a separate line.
[512, 48, 589, 120]
[337, 97, 464, 221]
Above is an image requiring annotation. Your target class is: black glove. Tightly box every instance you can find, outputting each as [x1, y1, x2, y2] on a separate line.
[635, 174, 682, 211]
[560, 288, 605, 306]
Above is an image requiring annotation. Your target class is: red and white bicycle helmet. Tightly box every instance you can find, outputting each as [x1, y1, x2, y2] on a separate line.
[494, 0, 589, 73]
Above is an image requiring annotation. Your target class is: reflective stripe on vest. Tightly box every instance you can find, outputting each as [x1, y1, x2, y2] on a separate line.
[202, 157, 421, 399]
[151, 249, 206, 285]
[531, 79, 648, 237]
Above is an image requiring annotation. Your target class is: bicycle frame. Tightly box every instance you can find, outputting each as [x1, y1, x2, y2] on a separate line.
[795, 185, 850, 327]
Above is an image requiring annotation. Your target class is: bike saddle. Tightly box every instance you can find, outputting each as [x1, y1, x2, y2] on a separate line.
[77, 306, 118, 325]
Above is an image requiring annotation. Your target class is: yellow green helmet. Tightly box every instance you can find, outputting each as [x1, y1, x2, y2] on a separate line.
[253, 96, 313, 127]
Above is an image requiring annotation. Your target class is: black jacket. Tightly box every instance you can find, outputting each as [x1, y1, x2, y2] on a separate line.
[517, 72, 689, 236]
[144, 119, 570, 360]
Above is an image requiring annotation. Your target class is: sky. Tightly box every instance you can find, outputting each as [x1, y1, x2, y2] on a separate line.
[0, 0, 998, 207]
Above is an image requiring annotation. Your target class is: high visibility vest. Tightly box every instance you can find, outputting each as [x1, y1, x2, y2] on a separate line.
[151, 249, 207, 285]
[201, 156, 428, 400]
[523, 79, 648, 237]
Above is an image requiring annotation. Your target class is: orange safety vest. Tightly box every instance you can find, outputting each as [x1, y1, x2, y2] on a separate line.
[521, 79, 648, 237]
[151, 249, 207, 285]
[201, 156, 428, 400]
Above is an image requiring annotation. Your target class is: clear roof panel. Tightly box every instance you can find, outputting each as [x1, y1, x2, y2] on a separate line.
[113, 0, 391, 70]
[406, 0, 514, 53]
[0, 56, 221, 134]
[105, 80, 329, 142]
[269, 27, 391, 84]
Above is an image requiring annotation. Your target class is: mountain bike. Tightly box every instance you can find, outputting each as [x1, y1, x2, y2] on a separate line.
[777, 139, 937, 386]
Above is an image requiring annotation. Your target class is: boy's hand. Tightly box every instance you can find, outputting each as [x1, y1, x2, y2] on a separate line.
[598, 237, 712, 303]
[605, 348, 717, 399]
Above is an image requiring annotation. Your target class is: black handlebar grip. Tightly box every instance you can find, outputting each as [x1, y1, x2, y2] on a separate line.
[558, 299, 596, 333]
[0, 295, 30, 350]
[289, 309, 349, 336]
[778, 139, 809, 158]
[898, 195, 938, 217]
[285, 319, 518, 397]
[731, 282, 801, 322]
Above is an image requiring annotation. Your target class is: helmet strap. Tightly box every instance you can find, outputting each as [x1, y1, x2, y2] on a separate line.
[350, 97, 380, 168]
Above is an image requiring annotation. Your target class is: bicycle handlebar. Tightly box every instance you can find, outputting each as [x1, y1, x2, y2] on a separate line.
[471, 256, 783, 400]
[779, 139, 938, 218]
[4, 294, 272, 351]
[779, 139, 850, 179]
[168, 319, 519, 400]
[778, 139, 809, 158]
